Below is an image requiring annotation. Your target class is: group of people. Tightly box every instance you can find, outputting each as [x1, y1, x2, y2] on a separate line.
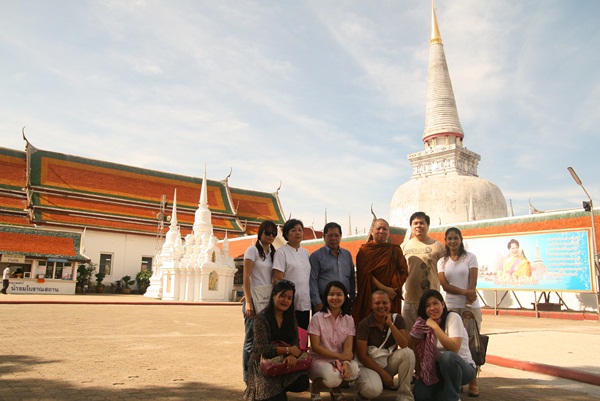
[242, 212, 483, 401]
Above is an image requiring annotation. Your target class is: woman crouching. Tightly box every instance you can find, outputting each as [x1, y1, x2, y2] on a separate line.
[409, 289, 476, 401]
[244, 280, 310, 401]
[307, 281, 359, 401]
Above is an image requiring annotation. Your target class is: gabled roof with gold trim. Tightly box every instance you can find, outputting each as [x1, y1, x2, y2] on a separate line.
[0, 225, 88, 261]
[0, 146, 285, 237]
[0, 148, 28, 224]
[230, 187, 286, 228]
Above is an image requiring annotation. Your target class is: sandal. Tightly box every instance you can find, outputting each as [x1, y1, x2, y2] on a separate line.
[311, 393, 322, 401]
[468, 383, 480, 397]
[330, 389, 347, 401]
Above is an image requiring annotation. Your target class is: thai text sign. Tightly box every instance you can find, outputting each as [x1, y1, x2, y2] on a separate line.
[9, 280, 74, 294]
[465, 229, 594, 292]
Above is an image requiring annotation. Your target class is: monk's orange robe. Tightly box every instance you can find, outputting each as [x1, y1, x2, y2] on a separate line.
[352, 241, 409, 326]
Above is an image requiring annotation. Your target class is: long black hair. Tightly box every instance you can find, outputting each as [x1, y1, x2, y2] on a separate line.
[417, 289, 451, 330]
[321, 281, 350, 316]
[256, 220, 277, 262]
[264, 280, 297, 340]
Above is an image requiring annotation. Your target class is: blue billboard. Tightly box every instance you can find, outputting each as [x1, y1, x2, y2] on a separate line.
[464, 229, 594, 292]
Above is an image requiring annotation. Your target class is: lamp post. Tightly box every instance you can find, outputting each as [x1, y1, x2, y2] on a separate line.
[567, 167, 599, 294]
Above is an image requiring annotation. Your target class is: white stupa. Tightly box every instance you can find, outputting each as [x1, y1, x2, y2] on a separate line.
[145, 166, 237, 301]
[390, 3, 507, 227]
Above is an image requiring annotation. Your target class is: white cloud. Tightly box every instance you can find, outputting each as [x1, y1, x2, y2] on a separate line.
[0, 0, 598, 233]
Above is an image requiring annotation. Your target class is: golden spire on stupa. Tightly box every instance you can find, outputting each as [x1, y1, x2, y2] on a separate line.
[430, 0, 443, 45]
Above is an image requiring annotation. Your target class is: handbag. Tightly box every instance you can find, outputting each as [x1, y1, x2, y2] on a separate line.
[468, 317, 489, 366]
[250, 284, 273, 314]
[260, 351, 312, 377]
[364, 313, 397, 368]
[298, 327, 309, 352]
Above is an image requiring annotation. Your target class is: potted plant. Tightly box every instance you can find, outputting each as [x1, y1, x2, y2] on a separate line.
[120, 275, 135, 294]
[136, 269, 152, 295]
[95, 271, 106, 293]
[76, 263, 97, 294]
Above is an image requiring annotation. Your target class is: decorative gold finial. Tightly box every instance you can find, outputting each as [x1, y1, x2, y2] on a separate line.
[431, 0, 443, 45]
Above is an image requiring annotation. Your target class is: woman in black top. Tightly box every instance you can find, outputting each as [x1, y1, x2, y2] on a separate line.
[244, 280, 309, 401]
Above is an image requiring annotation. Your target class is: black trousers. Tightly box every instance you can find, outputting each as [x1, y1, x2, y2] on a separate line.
[265, 374, 309, 401]
[1, 279, 8, 293]
[295, 310, 310, 330]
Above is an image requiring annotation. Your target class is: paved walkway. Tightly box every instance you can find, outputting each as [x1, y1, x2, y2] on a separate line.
[0, 294, 599, 400]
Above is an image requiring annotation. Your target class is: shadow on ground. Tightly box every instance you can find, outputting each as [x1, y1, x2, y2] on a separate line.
[0, 377, 245, 401]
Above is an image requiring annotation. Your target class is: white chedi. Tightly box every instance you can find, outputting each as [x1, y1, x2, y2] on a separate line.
[144, 167, 237, 302]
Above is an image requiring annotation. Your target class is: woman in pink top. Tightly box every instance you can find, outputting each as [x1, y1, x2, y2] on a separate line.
[307, 281, 359, 401]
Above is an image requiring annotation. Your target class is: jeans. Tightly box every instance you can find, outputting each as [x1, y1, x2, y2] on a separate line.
[242, 300, 254, 383]
[413, 352, 476, 401]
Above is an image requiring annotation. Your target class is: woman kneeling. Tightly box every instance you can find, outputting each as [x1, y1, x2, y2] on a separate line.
[409, 289, 477, 401]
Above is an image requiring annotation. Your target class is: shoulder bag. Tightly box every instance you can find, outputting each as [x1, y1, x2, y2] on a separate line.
[260, 342, 312, 377]
[465, 314, 489, 366]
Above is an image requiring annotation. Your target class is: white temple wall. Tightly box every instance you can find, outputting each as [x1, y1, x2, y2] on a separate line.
[82, 230, 157, 286]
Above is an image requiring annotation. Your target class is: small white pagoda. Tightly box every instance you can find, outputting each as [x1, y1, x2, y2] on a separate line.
[145, 166, 237, 302]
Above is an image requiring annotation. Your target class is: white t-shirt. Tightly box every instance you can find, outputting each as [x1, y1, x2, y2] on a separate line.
[411, 312, 475, 368]
[439, 312, 475, 366]
[244, 245, 274, 287]
[438, 252, 480, 309]
[273, 244, 311, 311]
[3, 267, 10, 280]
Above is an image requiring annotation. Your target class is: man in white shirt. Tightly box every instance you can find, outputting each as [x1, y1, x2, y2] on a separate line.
[2, 266, 10, 294]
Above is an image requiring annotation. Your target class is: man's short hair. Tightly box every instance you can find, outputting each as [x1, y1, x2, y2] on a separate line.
[371, 289, 390, 301]
[370, 218, 389, 229]
[323, 222, 342, 236]
[409, 211, 430, 226]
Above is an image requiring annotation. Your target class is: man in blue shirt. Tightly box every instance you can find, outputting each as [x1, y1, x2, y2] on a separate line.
[309, 222, 356, 312]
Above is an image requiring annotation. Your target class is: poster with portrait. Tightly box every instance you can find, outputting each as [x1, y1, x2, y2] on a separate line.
[464, 229, 594, 292]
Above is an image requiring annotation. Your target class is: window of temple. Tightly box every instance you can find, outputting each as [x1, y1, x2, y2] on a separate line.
[209, 271, 218, 290]
[40, 260, 73, 280]
[99, 253, 112, 276]
[141, 256, 153, 271]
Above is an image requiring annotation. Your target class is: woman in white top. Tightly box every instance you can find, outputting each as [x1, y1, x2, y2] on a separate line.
[438, 227, 481, 397]
[242, 220, 278, 383]
[273, 219, 311, 330]
[409, 290, 476, 401]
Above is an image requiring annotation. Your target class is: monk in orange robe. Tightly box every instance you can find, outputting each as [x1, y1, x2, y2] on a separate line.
[352, 219, 409, 326]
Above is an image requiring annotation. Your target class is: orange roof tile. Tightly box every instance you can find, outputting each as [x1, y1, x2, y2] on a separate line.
[222, 236, 257, 259]
[0, 226, 87, 260]
[0, 193, 27, 211]
[0, 149, 26, 190]
[230, 188, 285, 224]
[33, 153, 230, 213]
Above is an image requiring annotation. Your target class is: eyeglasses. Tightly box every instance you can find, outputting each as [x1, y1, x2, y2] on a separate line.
[263, 230, 277, 237]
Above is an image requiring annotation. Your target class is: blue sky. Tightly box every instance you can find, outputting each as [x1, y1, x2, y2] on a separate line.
[1, 0, 599, 234]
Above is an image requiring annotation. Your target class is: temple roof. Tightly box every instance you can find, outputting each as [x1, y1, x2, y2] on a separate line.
[230, 187, 286, 235]
[0, 225, 88, 261]
[0, 146, 285, 237]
